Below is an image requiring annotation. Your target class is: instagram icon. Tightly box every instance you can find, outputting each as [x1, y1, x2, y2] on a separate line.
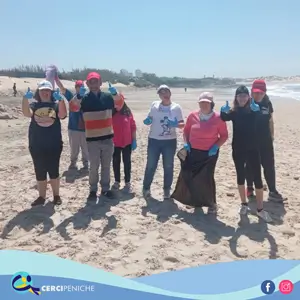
[279, 280, 293, 294]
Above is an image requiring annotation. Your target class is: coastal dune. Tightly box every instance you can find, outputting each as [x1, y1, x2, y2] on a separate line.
[0, 84, 299, 277]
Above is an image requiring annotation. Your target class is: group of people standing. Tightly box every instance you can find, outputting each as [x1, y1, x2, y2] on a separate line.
[21, 70, 284, 223]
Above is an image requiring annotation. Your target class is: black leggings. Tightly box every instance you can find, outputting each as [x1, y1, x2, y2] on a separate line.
[30, 146, 63, 181]
[113, 144, 132, 183]
[233, 149, 263, 189]
[246, 143, 276, 192]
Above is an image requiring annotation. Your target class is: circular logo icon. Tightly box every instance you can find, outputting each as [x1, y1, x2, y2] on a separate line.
[279, 280, 293, 294]
[261, 280, 275, 295]
[11, 272, 33, 294]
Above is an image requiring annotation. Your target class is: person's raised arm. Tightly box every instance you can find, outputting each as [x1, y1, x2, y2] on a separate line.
[53, 88, 67, 119]
[22, 88, 33, 118]
[216, 117, 229, 147]
[220, 101, 233, 121]
[55, 77, 74, 101]
[108, 83, 124, 108]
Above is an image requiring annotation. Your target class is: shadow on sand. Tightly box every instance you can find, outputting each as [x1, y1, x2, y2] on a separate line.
[1, 202, 56, 238]
[142, 196, 235, 245]
[62, 167, 89, 184]
[229, 214, 278, 259]
[56, 191, 134, 240]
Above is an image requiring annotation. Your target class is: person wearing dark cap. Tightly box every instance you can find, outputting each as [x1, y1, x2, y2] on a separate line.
[220, 86, 272, 222]
[70, 72, 124, 200]
[142, 84, 184, 199]
[246, 79, 284, 202]
[55, 76, 89, 170]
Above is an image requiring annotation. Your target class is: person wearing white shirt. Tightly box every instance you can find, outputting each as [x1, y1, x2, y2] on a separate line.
[143, 85, 184, 199]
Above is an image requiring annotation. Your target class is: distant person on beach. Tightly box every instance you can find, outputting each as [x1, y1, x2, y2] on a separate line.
[70, 72, 124, 201]
[55, 77, 89, 170]
[220, 86, 272, 222]
[21, 80, 67, 206]
[111, 98, 137, 194]
[172, 92, 228, 214]
[13, 83, 17, 97]
[185, 87, 187, 92]
[142, 84, 184, 199]
[246, 79, 284, 202]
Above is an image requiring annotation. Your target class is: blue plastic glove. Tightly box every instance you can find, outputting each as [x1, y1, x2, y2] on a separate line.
[250, 98, 260, 112]
[79, 84, 87, 97]
[184, 143, 191, 152]
[24, 87, 33, 99]
[143, 116, 152, 125]
[53, 88, 64, 101]
[131, 139, 137, 150]
[167, 117, 178, 128]
[108, 82, 117, 96]
[208, 144, 219, 156]
[221, 100, 231, 113]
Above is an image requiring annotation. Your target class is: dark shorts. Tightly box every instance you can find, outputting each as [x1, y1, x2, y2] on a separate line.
[29, 146, 63, 181]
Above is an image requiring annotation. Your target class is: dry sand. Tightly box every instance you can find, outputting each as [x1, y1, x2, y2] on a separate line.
[0, 86, 300, 277]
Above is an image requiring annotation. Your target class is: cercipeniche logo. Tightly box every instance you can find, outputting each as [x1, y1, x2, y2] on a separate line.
[11, 272, 41, 296]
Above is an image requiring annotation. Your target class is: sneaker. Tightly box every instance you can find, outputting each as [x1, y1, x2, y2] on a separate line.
[101, 190, 114, 199]
[257, 209, 273, 223]
[246, 187, 256, 200]
[163, 189, 171, 199]
[268, 191, 284, 202]
[143, 189, 151, 199]
[88, 191, 97, 201]
[31, 196, 46, 207]
[112, 182, 120, 191]
[207, 204, 217, 214]
[123, 182, 134, 194]
[53, 195, 62, 206]
[239, 204, 250, 215]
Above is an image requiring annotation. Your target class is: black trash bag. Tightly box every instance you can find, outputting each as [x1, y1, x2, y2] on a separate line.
[171, 148, 218, 208]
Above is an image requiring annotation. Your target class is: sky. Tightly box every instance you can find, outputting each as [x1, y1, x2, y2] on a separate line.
[1, 0, 300, 78]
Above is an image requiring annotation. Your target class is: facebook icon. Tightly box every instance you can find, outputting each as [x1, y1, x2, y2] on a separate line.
[261, 280, 276, 294]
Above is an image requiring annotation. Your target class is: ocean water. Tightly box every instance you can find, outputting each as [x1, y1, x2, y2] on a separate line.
[232, 82, 300, 101]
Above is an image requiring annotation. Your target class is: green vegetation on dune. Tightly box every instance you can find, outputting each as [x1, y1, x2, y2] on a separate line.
[0, 65, 236, 88]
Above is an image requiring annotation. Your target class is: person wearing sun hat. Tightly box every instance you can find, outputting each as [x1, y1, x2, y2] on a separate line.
[69, 71, 124, 201]
[21, 80, 67, 207]
[55, 74, 89, 170]
[174, 92, 228, 214]
[245, 79, 284, 202]
[142, 84, 184, 200]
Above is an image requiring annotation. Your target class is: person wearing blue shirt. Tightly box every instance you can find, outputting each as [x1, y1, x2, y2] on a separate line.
[55, 77, 89, 170]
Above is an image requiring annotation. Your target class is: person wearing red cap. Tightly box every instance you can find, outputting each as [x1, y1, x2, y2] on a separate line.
[246, 79, 284, 202]
[55, 76, 89, 170]
[70, 71, 124, 200]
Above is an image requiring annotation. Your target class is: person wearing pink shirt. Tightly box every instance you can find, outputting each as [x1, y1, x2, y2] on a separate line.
[111, 99, 137, 194]
[179, 92, 228, 214]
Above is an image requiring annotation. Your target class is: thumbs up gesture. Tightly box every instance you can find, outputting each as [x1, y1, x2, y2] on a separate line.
[79, 83, 87, 97]
[108, 82, 117, 96]
[24, 87, 33, 100]
[53, 88, 64, 101]
[221, 100, 231, 113]
[250, 98, 260, 112]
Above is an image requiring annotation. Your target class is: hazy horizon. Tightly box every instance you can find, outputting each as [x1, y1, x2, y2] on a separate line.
[1, 0, 300, 78]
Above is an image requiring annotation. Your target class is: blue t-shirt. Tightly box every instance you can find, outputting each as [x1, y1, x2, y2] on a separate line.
[64, 89, 85, 132]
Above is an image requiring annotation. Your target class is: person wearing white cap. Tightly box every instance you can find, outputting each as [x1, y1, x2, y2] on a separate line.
[179, 92, 228, 214]
[21, 80, 67, 206]
[142, 84, 184, 199]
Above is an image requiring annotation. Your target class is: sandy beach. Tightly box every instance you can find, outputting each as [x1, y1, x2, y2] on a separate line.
[0, 83, 300, 278]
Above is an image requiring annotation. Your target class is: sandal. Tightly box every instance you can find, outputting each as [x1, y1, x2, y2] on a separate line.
[53, 195, 62, 206]
[31, 196, 46, 207]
